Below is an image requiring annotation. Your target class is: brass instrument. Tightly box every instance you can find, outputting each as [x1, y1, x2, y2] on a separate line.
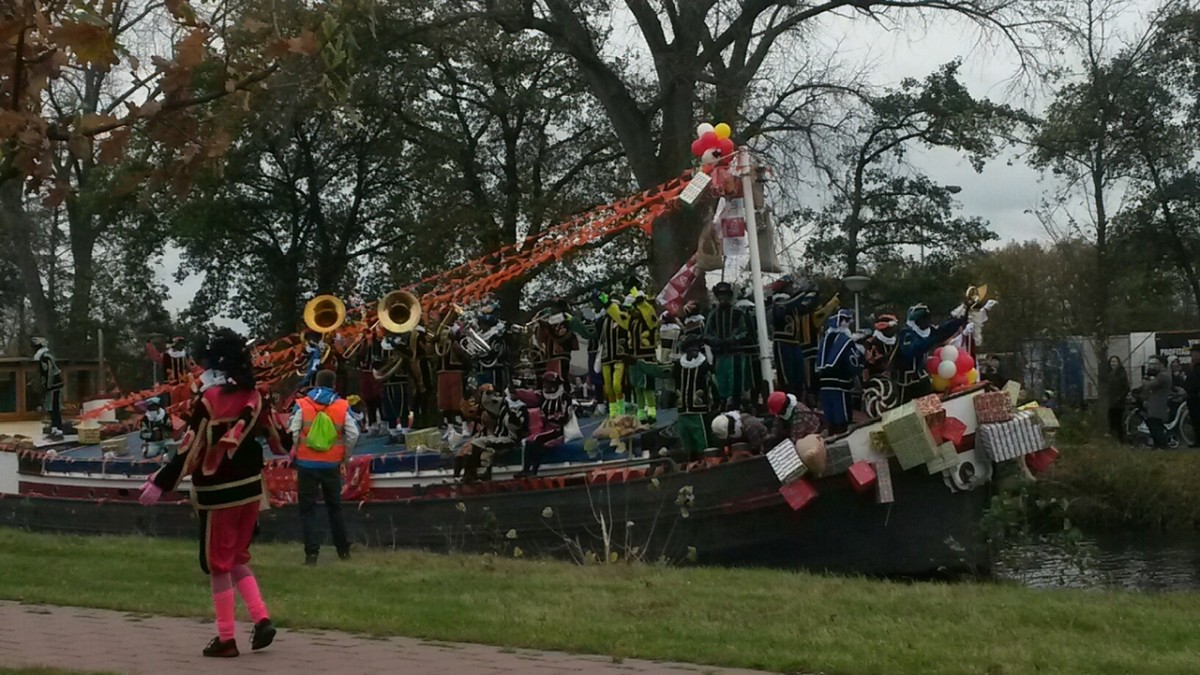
[303, 295, 346, 334]
[460, 326, 494, 358]
[965, 284, 989, 310]
[377, 290, 422, 335]
[433, 304, 465, 357]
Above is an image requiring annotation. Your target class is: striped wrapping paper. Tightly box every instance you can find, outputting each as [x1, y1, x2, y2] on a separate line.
[977, 410, 1047, 462]
[767, 439, 807, 484]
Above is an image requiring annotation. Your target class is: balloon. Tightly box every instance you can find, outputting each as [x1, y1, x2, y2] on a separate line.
[951, 372, 969, 389]
[941, 345, 959, 363]
[714, 122, 732, 139]
[701, 131, 718, 145]
[931, 374, 949, 392]
[937, 360, 958, 379]
[696, 123, 715, 137]
[691, 139, 705, 157]
[717, 137, 735, 156]
[925, 356, 940, 375]
[955, 351, 974, 373]
[966, 367, 979, 385]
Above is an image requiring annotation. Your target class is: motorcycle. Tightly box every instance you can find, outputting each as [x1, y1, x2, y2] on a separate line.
[1123, 387, 1194, 448]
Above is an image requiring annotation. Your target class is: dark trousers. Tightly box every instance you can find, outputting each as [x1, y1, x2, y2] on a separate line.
[1189, 400, 1200, 446]
[47, 389, 63, 430]
[297, 466, 350, 557]
[1147, 417, 1170, 449]
[381, 381, 410, 429]
[1108, 406, 1125, 442]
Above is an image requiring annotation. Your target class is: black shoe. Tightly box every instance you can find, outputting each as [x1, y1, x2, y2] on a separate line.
[250, 619, 276, 651]
[304, 553, 318, 566]
[203, 636, 239, 658]
[337, 549, 351, 561]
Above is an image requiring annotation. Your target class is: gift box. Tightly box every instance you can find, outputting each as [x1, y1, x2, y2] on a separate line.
[940, 417, 968, 448]
[870, 430, 892, 453]
[926, 442, 960, 474]
[405, 427, 447, 451]
[824, 439, 854, 475]
[848, 461, 877, 494]
[1002, 381, 1022, 407]
[1032, 407, 1060, 431]
[973, 391, 1013, 424]
[1025, 446, 1060, 474]
[914, 394, 944, 418]
[882, 403, 938, 470]
[779, 478, 818, 511]
[874, 459, 895, 504]
[977, 410, 1047, 462]
[795, 434, 828, 476]
[767, 439, 807, 484]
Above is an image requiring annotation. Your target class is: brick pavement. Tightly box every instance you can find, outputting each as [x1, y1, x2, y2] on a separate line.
[0, 601, 775, 674]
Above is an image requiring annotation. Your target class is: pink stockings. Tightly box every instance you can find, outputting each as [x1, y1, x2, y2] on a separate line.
[210, 564, 269, 641]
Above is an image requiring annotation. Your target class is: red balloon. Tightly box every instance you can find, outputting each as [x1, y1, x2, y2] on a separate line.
[925, 356, 940, 375]
[951, 372, 969, 389]
[955, 351, 974, 374]
[691, 139, 705, 157]
[701, 131, 718, 145]
[717, 137, 735, 156]
[932, 346, 943, 360]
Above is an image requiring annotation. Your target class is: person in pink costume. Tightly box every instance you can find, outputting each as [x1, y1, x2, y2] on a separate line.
[140, 328, 291, 657]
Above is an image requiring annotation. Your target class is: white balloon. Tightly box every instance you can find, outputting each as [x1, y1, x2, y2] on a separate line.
[937, 360, 958, 379]
[941, 345, 959, 363]
[696, 123, 715, 137]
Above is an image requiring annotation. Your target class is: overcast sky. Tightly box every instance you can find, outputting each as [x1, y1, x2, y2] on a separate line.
[159, 6, 1102, 322]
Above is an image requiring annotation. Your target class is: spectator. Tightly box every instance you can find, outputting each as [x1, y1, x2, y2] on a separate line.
[1142, 356, 1172, 449]
[289, 369, 359, 565]
[1107, 356, 1130, 442]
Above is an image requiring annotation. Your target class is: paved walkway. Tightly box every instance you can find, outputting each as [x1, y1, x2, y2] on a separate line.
[0, 602, 774, 674]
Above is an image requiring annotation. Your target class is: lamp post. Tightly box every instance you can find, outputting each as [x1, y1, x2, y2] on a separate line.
[842, 275, 870, 332]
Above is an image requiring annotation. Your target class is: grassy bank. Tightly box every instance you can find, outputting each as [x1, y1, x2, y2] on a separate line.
[1035, 437, 1200, 530]
[3, 530, 1200, 674]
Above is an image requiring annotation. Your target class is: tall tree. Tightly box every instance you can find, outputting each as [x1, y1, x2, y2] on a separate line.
[481, 0, 1045, 284]
[803, 62, 1018, 276]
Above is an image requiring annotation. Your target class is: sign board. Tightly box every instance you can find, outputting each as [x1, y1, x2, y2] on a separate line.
[1155, 330, 1200, 365]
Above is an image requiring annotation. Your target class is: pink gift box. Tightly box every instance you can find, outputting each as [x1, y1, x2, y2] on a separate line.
[848, 461, 877, 494]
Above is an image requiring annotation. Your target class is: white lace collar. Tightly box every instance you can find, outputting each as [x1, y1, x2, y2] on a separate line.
[907, 320, 931, 339]
[680, 353, 706, 368]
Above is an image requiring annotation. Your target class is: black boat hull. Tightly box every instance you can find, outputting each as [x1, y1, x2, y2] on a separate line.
[0, 454, 990, 577]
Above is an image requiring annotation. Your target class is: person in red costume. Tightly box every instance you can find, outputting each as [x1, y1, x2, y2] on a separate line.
[139, 328, 291, 658]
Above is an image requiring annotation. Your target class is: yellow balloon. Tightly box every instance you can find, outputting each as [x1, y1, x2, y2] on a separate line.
[931, 374, 949, 392]
[966, 368, 979, 385]
[714, 122, 732, 140]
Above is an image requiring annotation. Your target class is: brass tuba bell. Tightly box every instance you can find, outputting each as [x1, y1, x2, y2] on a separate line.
[377, 290, 422, 334]
[303, 295, 346, 334]
[965, 284, 989, 310]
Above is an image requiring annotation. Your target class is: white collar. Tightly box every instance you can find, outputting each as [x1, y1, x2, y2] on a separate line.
[680, 353, 706, 368]
[542, 387, 564, 400]
[167, 348, 187, 358]
[145, 408, 166, 423]
[873, 330, 896, 346]
[33, 347, 49, 361]
[907, 320, 931, 339]
[199, 369, 227, 392]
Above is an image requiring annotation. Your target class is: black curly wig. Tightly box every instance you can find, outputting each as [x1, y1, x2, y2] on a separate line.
[197, 328, 256, 390]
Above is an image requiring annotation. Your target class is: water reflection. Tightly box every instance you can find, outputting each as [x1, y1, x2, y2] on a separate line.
[997, 530, 1200, 592]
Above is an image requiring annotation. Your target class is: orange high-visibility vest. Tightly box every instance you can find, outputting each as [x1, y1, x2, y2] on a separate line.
[295, 397, 350, 464]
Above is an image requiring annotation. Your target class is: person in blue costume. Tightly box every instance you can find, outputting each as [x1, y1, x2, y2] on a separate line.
[894, 303, 968, 404]
[816, 309, 862, 434]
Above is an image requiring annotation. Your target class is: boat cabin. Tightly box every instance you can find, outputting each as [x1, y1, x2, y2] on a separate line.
[0, 356, 103, 422]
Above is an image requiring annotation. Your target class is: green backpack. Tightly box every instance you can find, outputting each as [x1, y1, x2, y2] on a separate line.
[306, 406, 339, 452]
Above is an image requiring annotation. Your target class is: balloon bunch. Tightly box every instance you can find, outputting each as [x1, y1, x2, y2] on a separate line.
[926, 344, 979, 392]
[691, 122, 735, 165]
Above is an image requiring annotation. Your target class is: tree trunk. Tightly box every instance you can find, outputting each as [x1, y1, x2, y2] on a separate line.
[67, 222, 97, 354]
[0, 178, 55, 339]
[1091, 151, 1111, 428]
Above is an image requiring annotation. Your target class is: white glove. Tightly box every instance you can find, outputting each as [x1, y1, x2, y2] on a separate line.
[963, 322, 976, 337]
[950, 304, 967, 319]
[983, 299, 998, 312]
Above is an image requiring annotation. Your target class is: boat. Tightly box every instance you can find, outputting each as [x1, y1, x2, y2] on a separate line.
[0, 388, 996, 577]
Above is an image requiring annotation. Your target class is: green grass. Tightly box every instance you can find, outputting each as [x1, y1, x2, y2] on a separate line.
[3, 530, 1200, 674]
[1036, 436, 1200, 529]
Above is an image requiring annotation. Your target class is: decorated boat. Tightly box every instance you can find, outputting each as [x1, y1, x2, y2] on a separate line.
[0, 386, 1008, 577]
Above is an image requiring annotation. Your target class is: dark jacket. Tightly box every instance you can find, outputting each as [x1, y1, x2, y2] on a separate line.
[1108, 365, 1130, 409]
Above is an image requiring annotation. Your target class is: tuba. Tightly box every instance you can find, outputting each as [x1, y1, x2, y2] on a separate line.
[965, 284, 989, 310]
[377, 290, 422, 335]
[303, 295, 346, 334]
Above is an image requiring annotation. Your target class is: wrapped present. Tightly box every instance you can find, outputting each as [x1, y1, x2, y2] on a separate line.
[405, 427, 447, 451]
[977, 410, 1047, 462]
[779, 478, 818, 511]
[870, 430, 892, 453]
[848, 461, 877, 494]
[825, 439, 854, 475]
[973, 391, 1013, 424]
[1033, 407, 1060, 431]
[1002, 381, 1022, 407]
[882, 404, 938, 470]
[914, 394, 944, 418]
[795, 434, 827, 476]
[874, 459, 895, 504]
[926, 442, 960, 474]
[940, 417, 968, 448]
[767, 439, 807, 484]
[1025, 446, 1059, 474]
[924, 409, 947, 428]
